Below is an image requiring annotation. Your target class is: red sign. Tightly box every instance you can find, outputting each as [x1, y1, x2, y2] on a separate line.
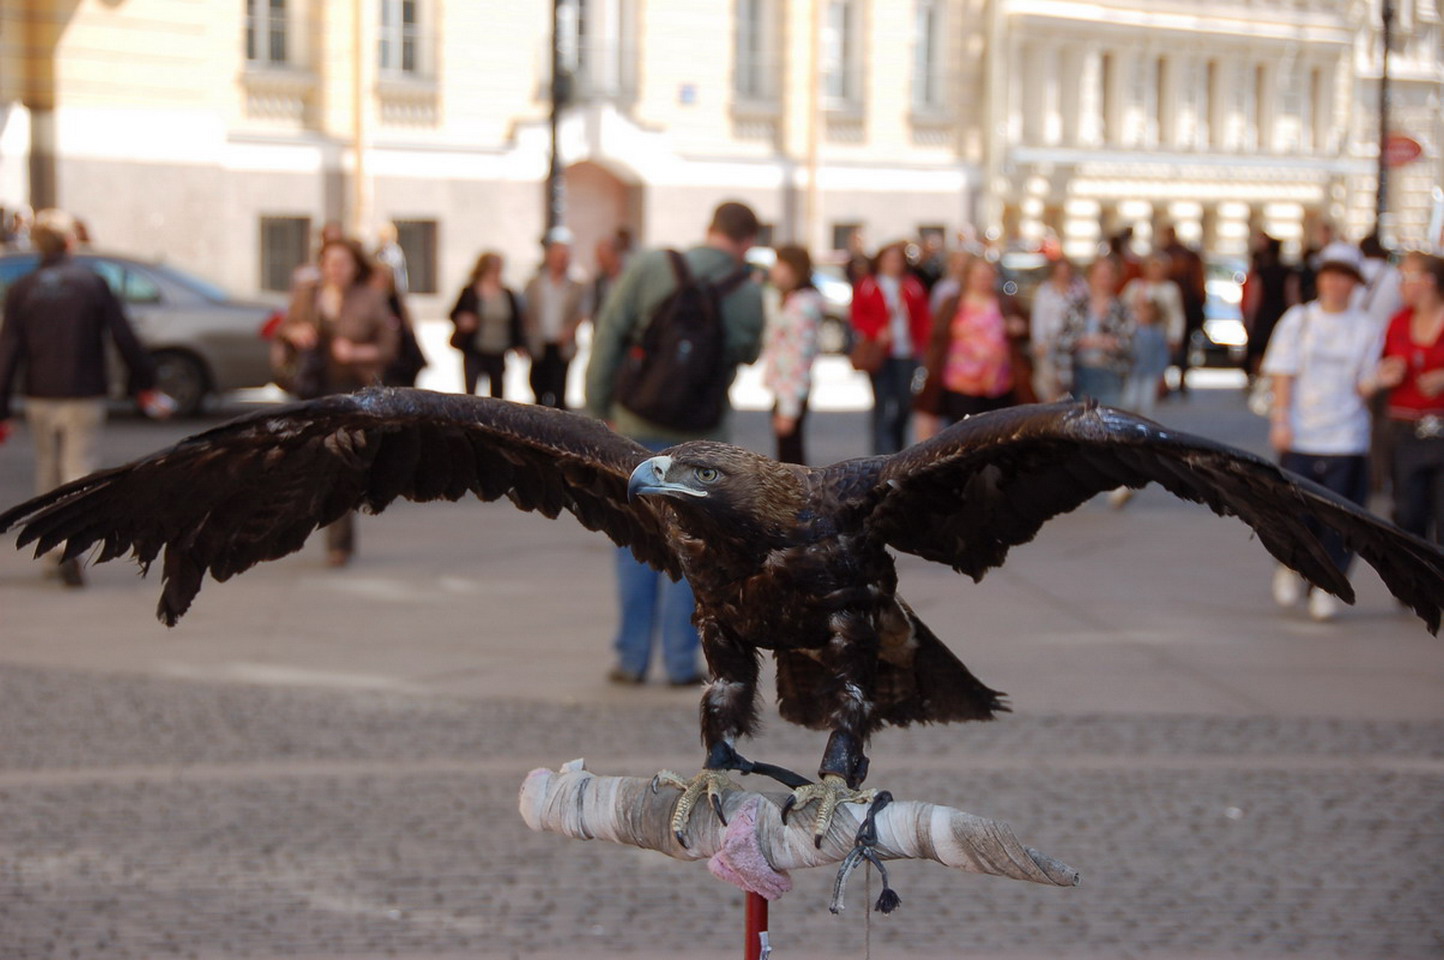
[1384, 134, 1423, 169]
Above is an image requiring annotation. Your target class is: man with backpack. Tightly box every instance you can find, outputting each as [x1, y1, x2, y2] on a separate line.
[585, 200, 766, 686]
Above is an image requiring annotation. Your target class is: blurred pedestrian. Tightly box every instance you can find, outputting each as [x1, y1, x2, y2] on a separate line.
[449, 251, 522, 398]
[277, 237, 399, 567]
[585, 200, 765, 686]
[1054, 257, 1133, 407]
[370, 261, 426, 388]
[1372, 251, 1444, 544]
[1160, 226, 1207, 393]
[1030, 257, 1082, 401]
[761, 244, 824, 464]
[373, 221, 409, 296]
[523, 228, 590, 410]
[851, 240, 931, 454]
[915, 256, 1028, 436]
[592, 232, 627, 319]
[0, 208, 170, 587]
[1242, 234, 1297, 381]
[1357, 234, 1403, 332]
[1261, 245, 1382, 621]
[1121, 254, 1185, 416]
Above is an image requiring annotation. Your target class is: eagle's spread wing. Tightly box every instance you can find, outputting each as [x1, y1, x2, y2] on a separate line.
[0, 388, 674, 625]
[866, 401, 1444, 634]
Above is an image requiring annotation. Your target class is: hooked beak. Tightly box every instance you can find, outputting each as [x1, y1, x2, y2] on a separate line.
[628, 455, 706, 502]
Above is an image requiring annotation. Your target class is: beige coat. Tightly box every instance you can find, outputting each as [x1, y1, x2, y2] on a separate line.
[522, 273, 590, 361]
[284, 282, 400, 391]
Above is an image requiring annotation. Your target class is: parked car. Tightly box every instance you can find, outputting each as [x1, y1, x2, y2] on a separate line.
[745, 247, 854, 354]
[0, 251, 279, 415]
[1189, 256, 1250, 368]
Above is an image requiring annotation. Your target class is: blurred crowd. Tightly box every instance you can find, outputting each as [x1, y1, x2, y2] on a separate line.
[5, 202, 1441, 631]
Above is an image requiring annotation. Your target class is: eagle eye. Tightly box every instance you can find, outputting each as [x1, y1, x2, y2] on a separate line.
[695, 467, 720, 484]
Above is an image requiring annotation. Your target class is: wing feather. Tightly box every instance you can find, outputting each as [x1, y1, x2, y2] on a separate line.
[0, 388, 674, 625]
[863, 401, 1444, 634]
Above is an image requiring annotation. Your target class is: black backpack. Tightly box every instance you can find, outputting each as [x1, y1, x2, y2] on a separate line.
[613, 250, 749, 432]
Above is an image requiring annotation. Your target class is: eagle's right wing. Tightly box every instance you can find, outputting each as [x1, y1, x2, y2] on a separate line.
[0, 388, 676, 625]
[861, 401, 1444, 634]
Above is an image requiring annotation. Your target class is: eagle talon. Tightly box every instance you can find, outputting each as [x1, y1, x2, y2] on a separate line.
[784, 774, 877, 849]
[653, 768, 740, 847]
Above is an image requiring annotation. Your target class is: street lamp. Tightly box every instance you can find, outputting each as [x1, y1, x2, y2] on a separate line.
[1375, 0, 1394, 237]
[547, 0, 579, 233]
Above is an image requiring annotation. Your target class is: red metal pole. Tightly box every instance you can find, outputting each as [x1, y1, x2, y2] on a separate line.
[744, 891, 769, 960]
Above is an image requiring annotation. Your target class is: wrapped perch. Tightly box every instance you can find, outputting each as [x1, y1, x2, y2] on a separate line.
[519, 759, 1079, 909]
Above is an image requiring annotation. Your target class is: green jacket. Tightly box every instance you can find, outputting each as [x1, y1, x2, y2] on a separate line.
[584, 245, 765, 442]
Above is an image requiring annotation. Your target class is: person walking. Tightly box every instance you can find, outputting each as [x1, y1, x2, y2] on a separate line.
[523, 228, 590, 410]
[0, 208, 170, 587]
[761, 244, 824, 464]
[1120, 254, 1185, 417]
[850, 241, 931, 454]
[585, 201, 765, 686]
[1161, 225, 1207, 393]
[1242, 234, 1297, 381]
[1030, 257, 1082, 402]
[277, 237, 399, 567]
[1372, 251, 1444, 544]
[1054, 257, 1133, 407]
[915, 255, 1028, 433]
[449, 252, 522, 399]
[1262, 245, 1382, 621]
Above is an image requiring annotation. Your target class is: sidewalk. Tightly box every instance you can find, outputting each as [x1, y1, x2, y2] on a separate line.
[0, 377, 1441, 959]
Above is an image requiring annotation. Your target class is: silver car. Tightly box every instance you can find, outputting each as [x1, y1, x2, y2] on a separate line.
[0, 251, 279, 415]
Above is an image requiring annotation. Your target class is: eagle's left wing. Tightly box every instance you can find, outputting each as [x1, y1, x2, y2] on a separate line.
[0, 388, 674, 625]
[864, 401, 1444, 634]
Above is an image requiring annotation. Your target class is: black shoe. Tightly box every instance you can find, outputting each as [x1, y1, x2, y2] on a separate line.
[58, 559, 85, 588]
[607, 667, 645, 686]
[668, 674, 707, 688]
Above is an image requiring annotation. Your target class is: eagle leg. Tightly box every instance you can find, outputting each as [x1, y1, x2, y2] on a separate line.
[781, 730, 877, 848]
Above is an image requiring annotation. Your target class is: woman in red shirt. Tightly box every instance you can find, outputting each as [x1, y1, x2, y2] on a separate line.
[850, 241, 931, 454]
[1374, 252, 1444, 543]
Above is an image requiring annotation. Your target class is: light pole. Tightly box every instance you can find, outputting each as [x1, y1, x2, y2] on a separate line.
[1375, 0, 1394, 237]
[547, 0, 577, 233]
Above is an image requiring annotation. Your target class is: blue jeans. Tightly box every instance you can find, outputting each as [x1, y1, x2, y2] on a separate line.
[612, 438, 701, 681]
[870, 356, 918, 455]
[1280, 451, 1369, 574]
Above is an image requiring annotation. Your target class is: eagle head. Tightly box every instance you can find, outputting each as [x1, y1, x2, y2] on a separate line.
[628, 442, 806, 545]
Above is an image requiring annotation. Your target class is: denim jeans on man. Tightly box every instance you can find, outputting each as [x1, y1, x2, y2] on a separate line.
[612, 438, 701, 682]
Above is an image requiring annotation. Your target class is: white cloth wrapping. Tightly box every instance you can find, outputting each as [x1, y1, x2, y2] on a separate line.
[518, 759, 1079, 900]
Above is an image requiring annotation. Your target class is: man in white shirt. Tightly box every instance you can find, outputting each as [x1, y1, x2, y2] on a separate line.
[1261, 244, 1384, 621]
[523, 228, 591, 409]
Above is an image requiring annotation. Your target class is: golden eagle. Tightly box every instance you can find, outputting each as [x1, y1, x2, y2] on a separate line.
[4, 388, 1443, 842]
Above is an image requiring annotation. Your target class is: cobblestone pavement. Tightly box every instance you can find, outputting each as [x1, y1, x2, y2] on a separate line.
[0, 665, 1441, 959]
[2, 385, 1443, 958]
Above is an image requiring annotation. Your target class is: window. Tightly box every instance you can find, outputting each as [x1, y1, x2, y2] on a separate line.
[379, 0, 421, 75]
[246, 0, 289, 66]
[912, 0, 944, 112]
[259, 216, 311, 293]
[734, 0, 777, 103]
[831, 222, 863, 253]
[394, 219, 438, 294]
[822, 0, 861, 107]
[84, 260, 163, 305]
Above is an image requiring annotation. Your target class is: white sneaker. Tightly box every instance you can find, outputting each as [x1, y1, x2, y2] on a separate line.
[1307, 589, 1340, 622]
[1271, 566, 1303, 608]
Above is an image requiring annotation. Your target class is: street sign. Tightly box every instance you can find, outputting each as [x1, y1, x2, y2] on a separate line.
[1384, 134, 1423, 168]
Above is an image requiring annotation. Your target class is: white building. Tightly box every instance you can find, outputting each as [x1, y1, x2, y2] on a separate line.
[0, 0, 1438, 310]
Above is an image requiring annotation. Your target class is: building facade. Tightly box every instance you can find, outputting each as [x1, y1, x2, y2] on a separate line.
[0, 0, 1438, 310]
[995, 0, 1443, 259]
